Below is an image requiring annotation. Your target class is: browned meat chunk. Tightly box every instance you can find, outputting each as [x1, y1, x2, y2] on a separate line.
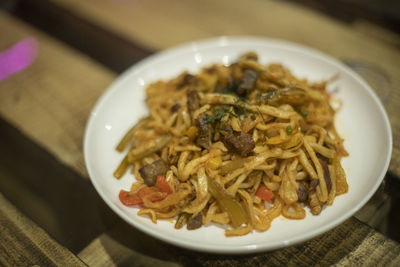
[319, 160, 332, 193]
[223, 132, 255, 156]
[171, 103, 181, 112]
[187, 213, 202, 230]
[177, 73, 196, 89]
[309, 179, 319, 191]
[186, 87, 199, 118]
[237, 69, 258, 95]
[317, 153, 332, 193]
[195, 114, 211, 149]
[139, 160, 168, 186]
[297, 182, 308, 202]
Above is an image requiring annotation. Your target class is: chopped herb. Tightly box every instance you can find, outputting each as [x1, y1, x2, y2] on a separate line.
[234, 96, 241, 104]
[250, 114, 256, 120]
[205, 114, 218, 124]
[204, 114, 212, 123]
[224, 107, 239, 119]
[300, 109, 309, 118]
[233, 97, 248, 119]
[256, 107, 265, 123]
[256, 92, 262, 99]
[228, 111, 239, 118]
[204, 107, 231, 124]
[286, 125, 293, 135]
[234, 95, 248, 104]
[216, 127, 233, 133]
[215, 111, 225, 120]
[264, 91, 274, 104]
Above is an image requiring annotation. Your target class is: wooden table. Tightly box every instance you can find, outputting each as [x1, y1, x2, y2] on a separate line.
[1, 0, 400, 265]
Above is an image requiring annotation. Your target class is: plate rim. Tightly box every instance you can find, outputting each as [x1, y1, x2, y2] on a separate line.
[83, 36, 393, 254]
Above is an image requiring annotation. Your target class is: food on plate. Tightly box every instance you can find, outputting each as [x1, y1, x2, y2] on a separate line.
[114, 52, 348, 236]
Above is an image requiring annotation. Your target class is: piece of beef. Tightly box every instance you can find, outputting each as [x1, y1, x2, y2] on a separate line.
[187, 213, 203, 230]
[177, 73, 196, 90]
[318, 155, 332, 193]
[309, 179, 319, 191]
[195, 113, 211, 149]
[223, 132, 255, 156]
[237, 69, 258, 95]
[186, 87, 199, 118]
[316, 153, 330, 164]
[297, 182, 308, 202]
[171, 103, 181, 112]
[139, 160, 168, 186]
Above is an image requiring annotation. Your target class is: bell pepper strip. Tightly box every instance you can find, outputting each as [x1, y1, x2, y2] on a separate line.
[137, 187, 166, 202]
[207, 176, 249, 228]
[113, 155, 129, 179]
[128, 135, 171, 163]
[174, 212, 190, 229]
[116, 118, 149, 152]
[119, 176, 173, 206]
[155, 175, 173, 194]
[119, 190, 142, 206]
[255, 185, 274, 203]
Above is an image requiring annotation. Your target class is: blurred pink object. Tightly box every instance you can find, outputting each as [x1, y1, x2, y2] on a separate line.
[0, 37, 38, 81]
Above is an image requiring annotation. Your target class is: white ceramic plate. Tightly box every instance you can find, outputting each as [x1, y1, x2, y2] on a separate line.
[84, 36, 392, 254]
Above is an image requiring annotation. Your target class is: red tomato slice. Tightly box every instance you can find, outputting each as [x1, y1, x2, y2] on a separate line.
[137, 187, 157, 199]
[119, 177, 173, 207]
[138, 186, 166, 202]
[255, 186, 274, 203]
[155, 176, 173, 194]
[119, 190, 142, 206]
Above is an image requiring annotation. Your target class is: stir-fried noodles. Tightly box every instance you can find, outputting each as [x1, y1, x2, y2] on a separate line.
[114, 52, 348, 236]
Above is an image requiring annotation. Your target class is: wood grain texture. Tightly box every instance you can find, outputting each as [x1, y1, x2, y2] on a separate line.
[1, 5, 400, 267]
[78, 217, 400, 266]
[0, 193, 86, 266]
[48, 0, 400, 177]
[186, 217, 400, 266]
[0, 116, 119, 253]
[336, 231, 400, 266]
[13, 0, 154, 73]
[78, 221, 181, 267]
[0, 11, 115, 177]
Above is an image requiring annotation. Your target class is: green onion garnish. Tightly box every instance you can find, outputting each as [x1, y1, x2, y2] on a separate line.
[300, 109, 309, 118]
[286, 125, 293, 135]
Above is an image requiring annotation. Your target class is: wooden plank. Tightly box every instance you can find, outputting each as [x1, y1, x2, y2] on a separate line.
[13, 0, 153, 73]
[189, 217, 400, 266]
[0, 116, 119, 253]
[79, 217, 400, 266]
[0, 7, 399, 267]
[336, 231, 400, 266]
[78, 221, 181, 267]
[352, 19, 400, 48]
[0, 11, 115, 177]
[0, 193, 86, 266]
[41, 0, 400, 177]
